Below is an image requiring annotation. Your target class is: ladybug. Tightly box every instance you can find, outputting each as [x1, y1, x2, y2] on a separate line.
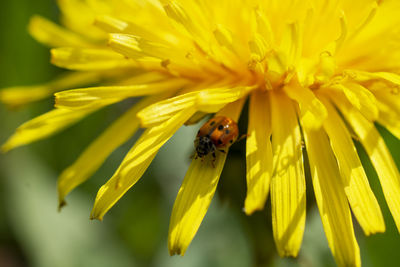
[194, 116, 239, 162]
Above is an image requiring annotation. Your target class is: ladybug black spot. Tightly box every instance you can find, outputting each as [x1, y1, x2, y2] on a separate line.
[210, 121, 216, 126]
[225, 129, 230, 134]
[218, 125, 224, 131]
[218, 139, 223, 145]
[229, 140, 233, 144]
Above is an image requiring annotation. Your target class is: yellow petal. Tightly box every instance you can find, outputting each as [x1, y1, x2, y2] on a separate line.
[95, 15, 166, 44]
[162, 0, 191, 27]
[162, 0, 201, 41]
[266, 50, 287, 82]
[376, 98, 400, 139]
[314, 52, 337, 83]
[249, 34, 268, 61]
[196, 86, 254, 113]
[254, 7, 274, 46]
[244, 91, 272, 215]
[109, 33, 171, 60]
[29, 15, 92, 48]
[321, 97, 384, 235]
[330, 83, 378, 121]
[346, 1, 378, 42]
[372, 90, 400, 138]
[57, 0, 106, 41]
[280, 22, 302, 66]
[94, 15, 130, 33]
[0, 72, 102, 108]
[303, 127, 360, 267]
[2, 108, 95, 152]
[137, 90, 197, 127]
[168, 148, 227, 256]
[168, 100, 245, 256]
[345, 70, 400, 87]
[270, 92, 306, 257]
[212, 24, 247, 64]
[0, 86, 52, 109]
[55, 78, 187, 110]
[138, 86, 252, 127]
[374, 89, 400, 114]
[90, 107, 196, 221]
[213, 24, 234, 51]
[57, 95, 167, 208]
[51, 47, 136, 71]
[108, 33, 192, 71]
[284, 81, 327, 130]
[332, 13, 348, 54]
[333, 92, 400, 233]
[184, 111, 208, 126]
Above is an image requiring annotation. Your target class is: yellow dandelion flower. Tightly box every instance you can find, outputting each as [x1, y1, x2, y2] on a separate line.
[2, 0, 400, 265]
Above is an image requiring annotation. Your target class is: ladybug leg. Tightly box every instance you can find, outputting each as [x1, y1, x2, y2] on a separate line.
[235, 134, 249, 143]
[211, 152, 216, 168]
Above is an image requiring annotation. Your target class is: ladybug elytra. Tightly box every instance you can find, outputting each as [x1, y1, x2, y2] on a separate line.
[194, 116, 239, 161]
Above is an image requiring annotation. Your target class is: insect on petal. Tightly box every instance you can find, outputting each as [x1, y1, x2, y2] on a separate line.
[168, 99, 245, 255]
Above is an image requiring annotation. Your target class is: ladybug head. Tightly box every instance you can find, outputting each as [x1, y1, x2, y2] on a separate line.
[195, 135, 215, 157]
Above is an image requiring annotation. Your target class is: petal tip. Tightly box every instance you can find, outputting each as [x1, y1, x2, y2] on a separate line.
[1, 141, 13, 153]
[243, 205, 263, 216]
[89, 212, 104, 221]
[90, 206, 103, 221]
[364, 224, 386, 236]
[278, 250, 299, 258]
[168, 246, 185, 256]
[1, 146, 9, 154]
[135, 112, 148, 128]
[58, 200, 67, 212]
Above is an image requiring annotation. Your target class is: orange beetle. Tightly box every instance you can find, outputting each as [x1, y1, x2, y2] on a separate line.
[194, 116, 239, 160]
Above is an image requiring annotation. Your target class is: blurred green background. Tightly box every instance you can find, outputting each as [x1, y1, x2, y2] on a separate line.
[1, 1, 400, 267]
